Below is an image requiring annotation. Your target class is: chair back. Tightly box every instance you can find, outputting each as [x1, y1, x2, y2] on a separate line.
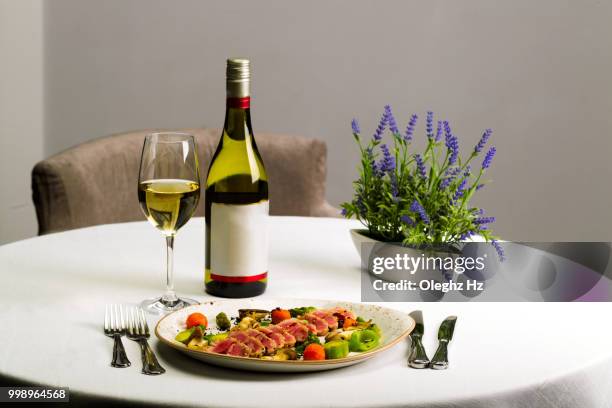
[32, 128, 337, 234]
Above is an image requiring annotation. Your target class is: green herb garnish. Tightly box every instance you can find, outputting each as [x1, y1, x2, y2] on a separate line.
[289, 306, 316, 317]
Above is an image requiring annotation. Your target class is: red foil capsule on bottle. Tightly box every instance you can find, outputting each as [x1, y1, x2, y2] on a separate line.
[227, 97, 250, 109]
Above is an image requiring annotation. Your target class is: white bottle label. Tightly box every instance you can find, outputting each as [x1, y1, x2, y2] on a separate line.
[210, 201, 269, 280]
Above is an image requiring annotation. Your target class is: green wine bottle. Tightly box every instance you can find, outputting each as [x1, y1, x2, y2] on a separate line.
[204, 58, 268, 298]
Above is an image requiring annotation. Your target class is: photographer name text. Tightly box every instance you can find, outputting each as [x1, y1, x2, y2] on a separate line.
[373, 279, 484, 293]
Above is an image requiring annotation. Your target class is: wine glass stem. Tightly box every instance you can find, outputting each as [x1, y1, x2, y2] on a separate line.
[162, 235, 178, 305]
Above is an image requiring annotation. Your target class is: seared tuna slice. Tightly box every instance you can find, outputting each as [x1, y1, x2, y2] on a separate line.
[267, 325, 296, 347]
[304, 313, 329, 335]
[246, 328, 278, 353]
[226, 341, 249, 357]
[257, 327, 285, 348]
[327, 307, 356, 321]
[229, 330, 265, 357]
[277, 319, 311, 342]
[211, 338, 238, 354]
[312, 310, 339, 330]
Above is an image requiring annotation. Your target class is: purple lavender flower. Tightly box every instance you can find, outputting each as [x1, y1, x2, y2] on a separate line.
[414, 154, 427, 179]
[351, 119, 360, 135]
[439, 177, 452, 190]
[426, 111, 434, 139]
[459, 231, 475, 240]
[474, 128, 492, 154]
[443, 121, 452, 140]
[373, 110, 388, 141]
[439, 166, 461, 189]
[481, 146, 496, 169]
[474, 216, 496, 225]
[371, 160, 380, 176]
[366, 147, 381, 177]
[401, 215, 414, 226]
[385, 105, 400, 135]
[453, 178, 468, 201]
[491, 240, 505, 261]
[453, 166, 471, 201]
[448, 143, 459, 165]
[341, 208, 348, 216]
[390, 173, 399, 201]
[379, 144, 395, 173]
[435, 120, 443, 142]
[404, 114, 418, 142]
[475, 183, 485, 191]
[444, 121, 459, 166]
[410, 200, 430, 224]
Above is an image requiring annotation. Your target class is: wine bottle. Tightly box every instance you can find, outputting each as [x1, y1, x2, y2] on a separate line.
[204, 58, 269, 298]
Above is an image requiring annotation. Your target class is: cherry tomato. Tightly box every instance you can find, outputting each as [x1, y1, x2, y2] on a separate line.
[271, 308, 291, 324]
[186, 312, 208, 329]
[303, 343, 325, 360]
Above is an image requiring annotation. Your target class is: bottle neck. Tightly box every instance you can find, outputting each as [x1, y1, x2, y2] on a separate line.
[223, 95, 253, 138]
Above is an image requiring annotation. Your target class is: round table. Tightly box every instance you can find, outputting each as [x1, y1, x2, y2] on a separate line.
[1, 217, 611, 407]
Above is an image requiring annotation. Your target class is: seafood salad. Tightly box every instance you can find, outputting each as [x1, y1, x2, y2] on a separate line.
[173, 306, 382, 361]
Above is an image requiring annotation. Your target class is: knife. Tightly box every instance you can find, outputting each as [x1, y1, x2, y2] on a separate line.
[408, 311, 430, 369]
[430, 316, 457, 370]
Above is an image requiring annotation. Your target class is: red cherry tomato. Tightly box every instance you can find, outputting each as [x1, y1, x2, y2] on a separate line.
[303, 343, 325, 361]
[271, 308, 291, 324]
[186, 312, 208, 329]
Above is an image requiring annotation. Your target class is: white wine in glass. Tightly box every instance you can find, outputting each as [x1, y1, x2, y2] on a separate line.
[139, 179, 200, 235]
[138, 132, 200, 314]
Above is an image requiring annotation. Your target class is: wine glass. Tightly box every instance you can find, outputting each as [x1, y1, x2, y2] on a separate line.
[138, 132, 200, 314]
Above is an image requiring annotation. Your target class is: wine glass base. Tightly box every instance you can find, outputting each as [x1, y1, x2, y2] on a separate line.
[140, 296, 199, 315]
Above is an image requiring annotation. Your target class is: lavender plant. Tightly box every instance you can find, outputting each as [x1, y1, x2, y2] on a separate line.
[341, 106, 504, 260]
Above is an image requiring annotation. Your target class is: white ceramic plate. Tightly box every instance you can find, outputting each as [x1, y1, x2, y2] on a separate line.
[155, 298, 415, 372]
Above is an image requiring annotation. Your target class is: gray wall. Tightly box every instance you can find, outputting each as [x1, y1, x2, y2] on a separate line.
[0, 0, 44, 244]
[3, 0, 612, 243]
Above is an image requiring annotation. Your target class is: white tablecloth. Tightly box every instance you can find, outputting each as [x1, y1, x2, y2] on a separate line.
[0, 217, 611, 407]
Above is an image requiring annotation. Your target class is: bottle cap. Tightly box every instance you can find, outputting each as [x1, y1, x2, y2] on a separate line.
[226, 58, 250, 98]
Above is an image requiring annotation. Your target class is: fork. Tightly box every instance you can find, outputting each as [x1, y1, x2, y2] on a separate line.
[104, 304, 131, 368]
[127, 307, 166, 375]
